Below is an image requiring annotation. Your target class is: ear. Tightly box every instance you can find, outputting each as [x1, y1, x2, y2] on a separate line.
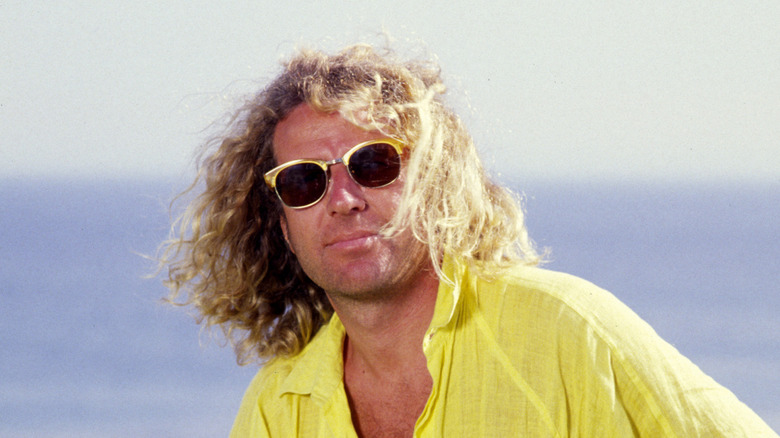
[279, 215, 295, 255]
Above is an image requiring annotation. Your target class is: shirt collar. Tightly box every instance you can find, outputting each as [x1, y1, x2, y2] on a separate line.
[423, 255, 471, 350]
[275, 255, 469, 399]
[278, 312, 346, 403]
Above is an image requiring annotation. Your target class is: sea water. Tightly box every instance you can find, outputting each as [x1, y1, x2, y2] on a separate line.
[1, 178, 777, 436]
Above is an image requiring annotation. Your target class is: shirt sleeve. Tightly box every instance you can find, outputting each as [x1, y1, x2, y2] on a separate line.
[545, 271, 778, 437]
[230, 370, 272, 438]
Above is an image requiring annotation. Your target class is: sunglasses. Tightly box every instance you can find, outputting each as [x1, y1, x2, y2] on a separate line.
[264, 138, 405, 209]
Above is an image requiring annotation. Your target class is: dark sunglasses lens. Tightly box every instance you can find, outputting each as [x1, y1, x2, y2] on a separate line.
[349, 143, 401, 187]
[276, 163, 327, 207]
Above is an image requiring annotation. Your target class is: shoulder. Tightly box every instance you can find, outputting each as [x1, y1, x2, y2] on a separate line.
[467, 265, 777, 436]
[242, 355, 298, 408]
[229, 356, 298, 437]
[234, 317, 340, 410]
[230, 317, 344, 437]
[473, 265, 677, 372]
[474, 265, 641, 338]
[488, 264, 616, 307]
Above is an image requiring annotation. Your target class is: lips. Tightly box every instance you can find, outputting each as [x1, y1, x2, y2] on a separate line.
[324, 231, 378, 250]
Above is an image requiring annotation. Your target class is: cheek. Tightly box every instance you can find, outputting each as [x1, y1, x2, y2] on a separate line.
[281, 210, 318, 252]
[379, 185, 403, 215]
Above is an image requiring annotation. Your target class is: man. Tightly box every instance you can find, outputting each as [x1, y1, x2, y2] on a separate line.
[161, 44, 776, 436]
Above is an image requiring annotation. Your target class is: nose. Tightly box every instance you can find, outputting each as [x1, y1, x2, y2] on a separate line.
[325, 164, 366, 215]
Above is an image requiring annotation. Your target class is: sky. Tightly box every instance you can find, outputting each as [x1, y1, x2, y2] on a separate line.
[2, 2, 779, 434]
[2, 2, 779, 184]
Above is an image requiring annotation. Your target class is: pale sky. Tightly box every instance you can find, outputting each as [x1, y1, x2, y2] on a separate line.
[2, 1, 779, 183]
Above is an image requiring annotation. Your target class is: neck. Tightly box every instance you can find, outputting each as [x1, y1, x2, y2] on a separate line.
[331, 265, 440, 377]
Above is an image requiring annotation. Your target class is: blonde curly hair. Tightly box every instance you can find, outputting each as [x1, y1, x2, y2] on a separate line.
[160, 43, 541, 365]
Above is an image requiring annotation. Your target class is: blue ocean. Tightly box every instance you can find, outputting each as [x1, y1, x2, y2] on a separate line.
[1, 178, 778, 436]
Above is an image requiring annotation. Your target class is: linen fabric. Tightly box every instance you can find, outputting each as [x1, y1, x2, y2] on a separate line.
[230, 258, 776, 437]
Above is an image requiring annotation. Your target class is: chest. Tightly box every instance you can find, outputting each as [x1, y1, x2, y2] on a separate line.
[344, 371, 432, 437]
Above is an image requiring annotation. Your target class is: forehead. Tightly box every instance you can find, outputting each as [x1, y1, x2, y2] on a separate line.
[272, 104, 381, 162]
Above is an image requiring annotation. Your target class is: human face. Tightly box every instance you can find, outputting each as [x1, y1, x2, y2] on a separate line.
[273, 104, 429, 301]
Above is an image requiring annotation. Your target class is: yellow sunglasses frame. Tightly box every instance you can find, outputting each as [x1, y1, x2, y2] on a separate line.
[264, 138, 405, 209]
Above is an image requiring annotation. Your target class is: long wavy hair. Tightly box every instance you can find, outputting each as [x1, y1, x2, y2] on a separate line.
[159, 43, 541, 365]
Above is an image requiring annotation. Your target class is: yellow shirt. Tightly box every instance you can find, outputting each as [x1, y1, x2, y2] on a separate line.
[231, 258, 776, 437]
